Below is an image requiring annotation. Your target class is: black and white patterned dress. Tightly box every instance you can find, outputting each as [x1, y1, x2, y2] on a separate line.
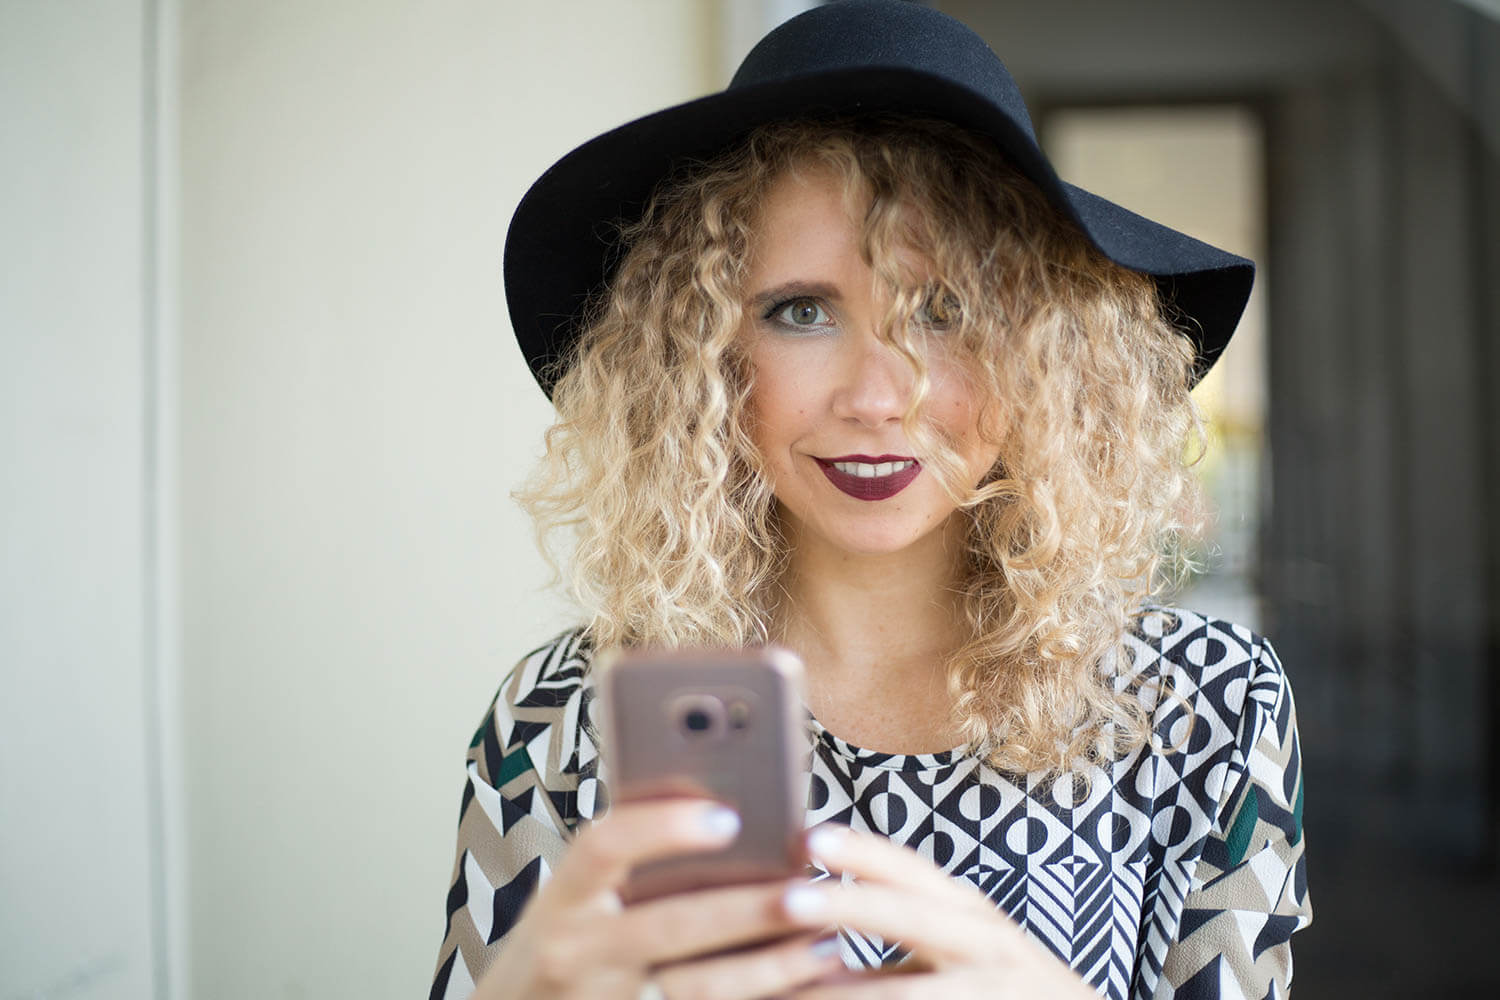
[430, 609, 1311, 999]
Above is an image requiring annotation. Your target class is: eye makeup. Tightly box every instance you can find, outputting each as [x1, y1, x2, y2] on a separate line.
[762, 296, 834, 333]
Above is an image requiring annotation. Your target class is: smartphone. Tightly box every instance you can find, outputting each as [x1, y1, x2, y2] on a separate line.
[597, 646, 810, 903]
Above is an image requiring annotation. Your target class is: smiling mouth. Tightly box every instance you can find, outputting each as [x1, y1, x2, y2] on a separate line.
[814, 454, 922, 501]
[829, 459, 917, 478]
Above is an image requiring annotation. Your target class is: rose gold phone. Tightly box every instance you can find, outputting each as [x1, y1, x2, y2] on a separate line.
[598, 646, 810, 903]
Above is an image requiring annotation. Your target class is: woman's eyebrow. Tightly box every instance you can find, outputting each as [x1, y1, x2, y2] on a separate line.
[747, 280, 841, 307]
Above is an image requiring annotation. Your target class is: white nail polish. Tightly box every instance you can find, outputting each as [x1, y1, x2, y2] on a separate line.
[807, 825, 844, 860]
[700, 806, 741, 838]
[783, 885, 826, 919]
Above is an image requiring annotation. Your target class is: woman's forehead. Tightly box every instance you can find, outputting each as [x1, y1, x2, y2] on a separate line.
[747, 161, 944, 285]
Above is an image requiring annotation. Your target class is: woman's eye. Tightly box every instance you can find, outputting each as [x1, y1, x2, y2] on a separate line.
[918, 292, 960, 329]
[769, 297, 830, 329]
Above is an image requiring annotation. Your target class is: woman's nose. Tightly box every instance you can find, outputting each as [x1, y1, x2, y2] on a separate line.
[830, 332, 913, 427]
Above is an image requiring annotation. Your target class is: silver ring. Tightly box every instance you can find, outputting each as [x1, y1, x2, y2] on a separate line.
[636, 981, 666, 1000]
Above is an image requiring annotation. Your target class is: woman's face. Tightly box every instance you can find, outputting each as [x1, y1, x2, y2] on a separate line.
[741, 163, 1002, 563]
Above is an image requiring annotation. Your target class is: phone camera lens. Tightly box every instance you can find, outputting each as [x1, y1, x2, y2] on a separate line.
[673, 694, 725, 739]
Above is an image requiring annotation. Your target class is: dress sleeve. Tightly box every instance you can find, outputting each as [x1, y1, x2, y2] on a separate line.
[428, 657, 574, 1000]
[1154, 639, 1312, 999]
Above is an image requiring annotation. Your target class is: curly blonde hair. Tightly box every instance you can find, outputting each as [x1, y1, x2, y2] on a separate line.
[516, 117, 1206, 775]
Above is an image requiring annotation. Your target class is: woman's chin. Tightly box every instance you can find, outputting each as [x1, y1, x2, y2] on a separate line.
[803, 523, 949, 562]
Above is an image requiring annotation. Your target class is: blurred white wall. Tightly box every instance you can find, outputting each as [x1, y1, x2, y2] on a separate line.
[4, 1, 730, 998]
[1, 2, 167, 998]
[178, 2, 719, 997]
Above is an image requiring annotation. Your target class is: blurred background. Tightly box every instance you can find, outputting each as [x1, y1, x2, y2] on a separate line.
[2, 0, 1495, 997]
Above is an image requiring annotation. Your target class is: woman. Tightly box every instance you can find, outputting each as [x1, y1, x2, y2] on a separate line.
[431, 3, 1310, 998]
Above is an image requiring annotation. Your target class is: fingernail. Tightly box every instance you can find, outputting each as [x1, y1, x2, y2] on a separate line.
[783, 885, 826, 919]
[810, 935, 842, 959]
[807, 825, 845, 861]
[700, 805, 741, 839]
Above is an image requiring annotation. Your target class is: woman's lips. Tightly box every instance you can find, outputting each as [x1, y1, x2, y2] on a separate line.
[814, 454, 921, 501]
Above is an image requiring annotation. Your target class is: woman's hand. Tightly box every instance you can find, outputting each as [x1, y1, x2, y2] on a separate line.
[781, 826, 1099, 999]
[471, 798, 845, 1000]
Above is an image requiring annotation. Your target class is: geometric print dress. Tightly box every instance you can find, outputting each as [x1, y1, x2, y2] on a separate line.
[429, 608, 1311, 1000]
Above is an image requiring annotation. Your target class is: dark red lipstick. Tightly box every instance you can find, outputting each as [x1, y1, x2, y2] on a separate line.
[814, 454, 922, 501]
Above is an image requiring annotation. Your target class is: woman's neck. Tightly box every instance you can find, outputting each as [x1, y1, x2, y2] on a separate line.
[773, 512, 970, 748]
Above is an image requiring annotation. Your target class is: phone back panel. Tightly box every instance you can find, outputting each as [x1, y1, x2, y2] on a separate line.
[599, 647, 809, 902]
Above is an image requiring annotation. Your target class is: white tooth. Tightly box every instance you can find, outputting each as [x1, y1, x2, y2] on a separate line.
[830, 460, 917, 478]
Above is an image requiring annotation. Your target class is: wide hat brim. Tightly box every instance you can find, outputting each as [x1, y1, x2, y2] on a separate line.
[505, 0, 1253, 398]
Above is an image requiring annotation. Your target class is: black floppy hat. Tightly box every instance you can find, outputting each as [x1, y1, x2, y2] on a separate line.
[505, 0, 1253, 398]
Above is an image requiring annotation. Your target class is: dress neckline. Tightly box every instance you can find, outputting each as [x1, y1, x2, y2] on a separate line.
[802, 709, 975, 772]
